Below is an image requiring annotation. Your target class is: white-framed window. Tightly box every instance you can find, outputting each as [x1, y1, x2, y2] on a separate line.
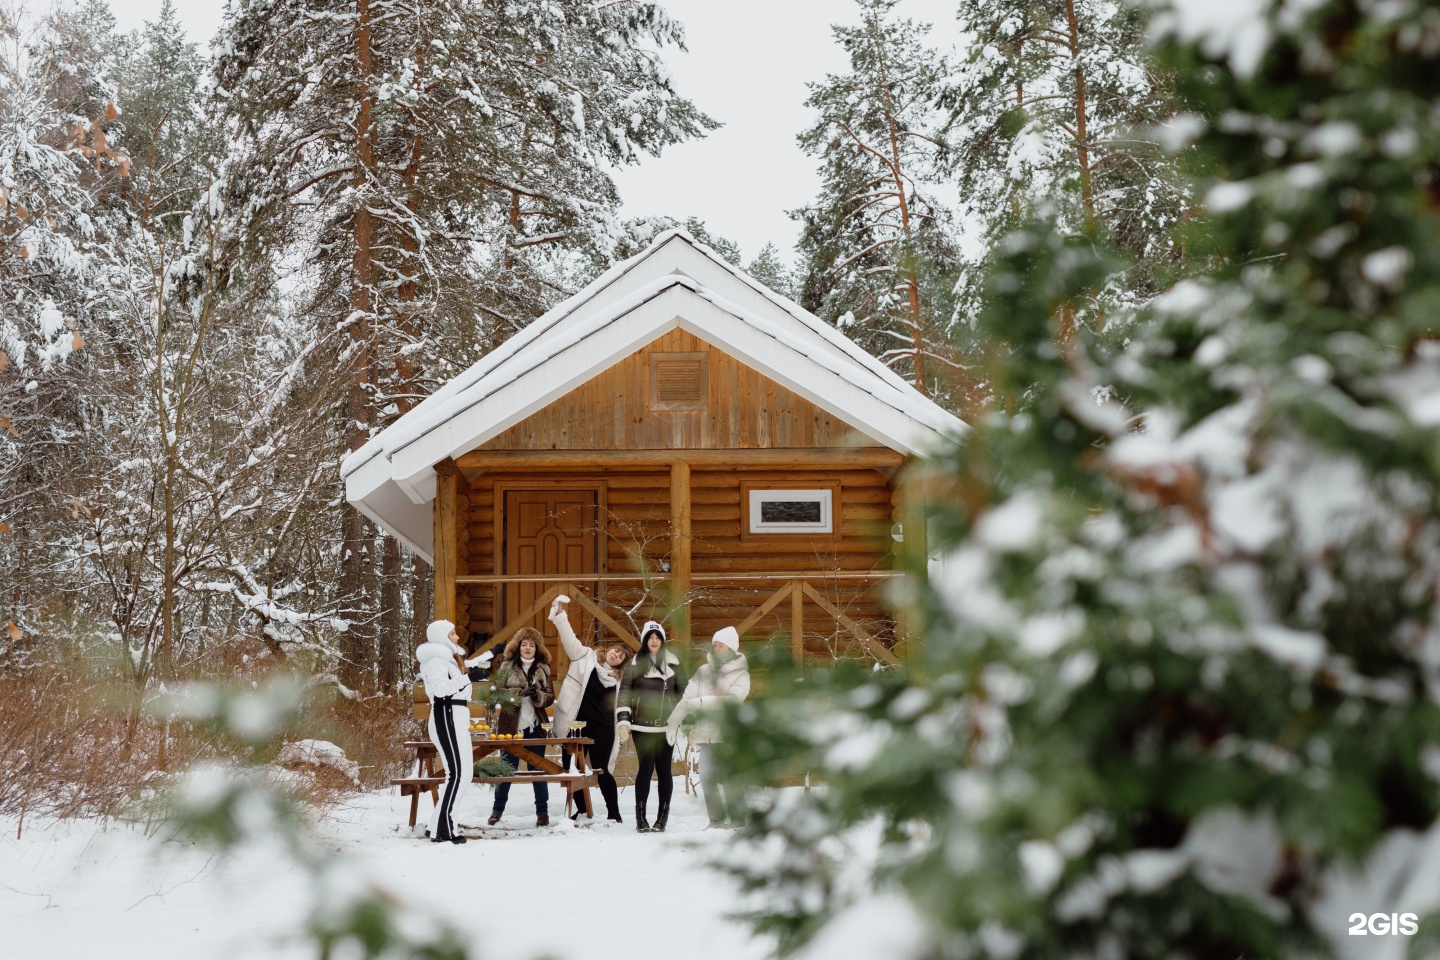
[748, 488, 833, 534]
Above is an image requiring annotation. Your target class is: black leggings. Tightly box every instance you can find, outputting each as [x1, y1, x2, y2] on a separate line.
[633, 730, 674, 809]
[568, 734, 620, 818]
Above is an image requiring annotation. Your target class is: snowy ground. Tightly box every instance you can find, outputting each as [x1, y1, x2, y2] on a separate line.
[1, 780, 772, 960]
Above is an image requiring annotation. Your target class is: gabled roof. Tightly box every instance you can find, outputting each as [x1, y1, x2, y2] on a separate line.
[343, 230, 968, 560]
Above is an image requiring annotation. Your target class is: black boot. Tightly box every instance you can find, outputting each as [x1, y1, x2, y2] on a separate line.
[652, 801, 670, 833]
[635, 798, 651, 833]
[600, 775, 622, 823]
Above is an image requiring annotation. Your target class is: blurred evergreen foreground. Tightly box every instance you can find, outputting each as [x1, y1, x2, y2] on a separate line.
[715, 1, 1440, 958]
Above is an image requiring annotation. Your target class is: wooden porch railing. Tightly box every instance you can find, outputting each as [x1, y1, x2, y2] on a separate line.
[454, 571, 904, 664]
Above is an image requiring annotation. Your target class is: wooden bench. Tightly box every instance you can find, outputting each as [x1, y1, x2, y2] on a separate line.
[393, 736, 599, 828]
[392, 772, 600, 827]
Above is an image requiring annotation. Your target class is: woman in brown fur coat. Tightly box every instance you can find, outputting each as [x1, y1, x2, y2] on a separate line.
[487, 627, 555, 827]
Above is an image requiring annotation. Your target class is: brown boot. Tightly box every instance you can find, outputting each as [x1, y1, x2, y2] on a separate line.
[536, 813, 550, 828]
[487, 811, 502, 826]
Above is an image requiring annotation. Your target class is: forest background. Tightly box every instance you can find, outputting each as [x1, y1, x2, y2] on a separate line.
[6, 1, 1440, 959]
[0, 0, 1181, 733]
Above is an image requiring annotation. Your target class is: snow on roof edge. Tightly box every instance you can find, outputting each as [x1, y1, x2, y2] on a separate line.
[386, 275, 959, 485]
[669, 231, 928, 400]
[341, 229, 696, 479]
[384, 276, 689, 467]
[344, 227, 968, 485]
[685, 283, 965, 444]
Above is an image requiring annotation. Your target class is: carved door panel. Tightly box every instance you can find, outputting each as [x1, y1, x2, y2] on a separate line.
[503, 489, 598, 682]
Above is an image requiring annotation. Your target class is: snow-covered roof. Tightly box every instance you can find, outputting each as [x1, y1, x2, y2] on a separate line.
[344, 230, 968, 560]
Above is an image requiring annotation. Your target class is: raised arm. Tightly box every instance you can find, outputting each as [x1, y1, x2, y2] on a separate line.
[548, 597, 588, 661]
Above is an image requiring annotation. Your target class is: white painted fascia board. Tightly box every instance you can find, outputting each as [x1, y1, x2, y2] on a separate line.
[670, 300, 948, 456]
[380, 275, 690, 475]
[342, 231, 697, 480]
[684, 281, 964, 444]
[663, 234, 932, 402]
[388, 286, 689, 486]
[387, 278, 953, 491]
[345, 449, 393, 505]
[352, 495, 433, 562]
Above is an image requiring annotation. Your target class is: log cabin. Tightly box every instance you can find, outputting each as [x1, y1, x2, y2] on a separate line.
[342, 230, 967, 681]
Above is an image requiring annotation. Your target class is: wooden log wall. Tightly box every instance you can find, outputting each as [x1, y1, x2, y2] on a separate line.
[460, 466, 898, 660]
[461, 480, 495, 644]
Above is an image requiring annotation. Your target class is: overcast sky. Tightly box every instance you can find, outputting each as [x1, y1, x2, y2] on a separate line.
[106, 0, 963, 265]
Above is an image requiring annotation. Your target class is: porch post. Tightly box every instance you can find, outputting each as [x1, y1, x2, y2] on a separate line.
[433, 459, 459, 623]
[669, 459, 691, 644]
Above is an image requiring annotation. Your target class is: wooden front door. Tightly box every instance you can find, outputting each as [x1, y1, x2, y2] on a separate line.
[503, 489, 599, 680]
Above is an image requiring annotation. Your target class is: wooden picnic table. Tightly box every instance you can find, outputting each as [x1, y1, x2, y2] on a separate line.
[391, 736, 599, 828]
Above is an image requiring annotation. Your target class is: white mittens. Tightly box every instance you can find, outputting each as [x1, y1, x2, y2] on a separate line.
[549, 595, 570, 621]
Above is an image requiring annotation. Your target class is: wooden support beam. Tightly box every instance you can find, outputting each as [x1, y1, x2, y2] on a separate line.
[790, 579, 804, 663]
[491, 583, 566, 649]
[896, 467, 932, 656]
[433, 458, 459, 622]
[454, 571, 903, 585]
[801, 581, 899, 664]
[457, 447, 904, 471]
[670, 459, 691, 644]
[569, 590, 640, 650]
[735, 583, 793, 637]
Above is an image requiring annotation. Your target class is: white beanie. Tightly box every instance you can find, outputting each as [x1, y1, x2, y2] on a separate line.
[426, 620, 456, 646]
[712, 626, 740, 652]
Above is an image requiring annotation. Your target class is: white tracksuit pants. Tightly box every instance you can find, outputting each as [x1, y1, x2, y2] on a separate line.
[427, 702, 472, 840]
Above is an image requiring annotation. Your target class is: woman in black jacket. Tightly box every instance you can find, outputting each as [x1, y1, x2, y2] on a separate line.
[617, 619, 687, 832]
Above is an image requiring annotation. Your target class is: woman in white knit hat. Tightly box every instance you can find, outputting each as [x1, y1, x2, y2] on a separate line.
[666, 625, 750, 828]
[415, 619, 491, 843]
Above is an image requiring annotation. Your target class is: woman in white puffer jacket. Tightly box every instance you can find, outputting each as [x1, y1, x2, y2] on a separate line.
[549, 596, 629, 822]
[415, 619, 491, 843]
[666, 626, 750, 827]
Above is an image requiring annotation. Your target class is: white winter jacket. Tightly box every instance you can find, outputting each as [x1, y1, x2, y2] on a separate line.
[549, 606, 622, 773]
[669, 652, 749, 745]
[416, 639, 473, 702]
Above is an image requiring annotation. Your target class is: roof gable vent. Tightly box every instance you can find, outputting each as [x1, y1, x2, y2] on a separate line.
[650, 352, 708, 410]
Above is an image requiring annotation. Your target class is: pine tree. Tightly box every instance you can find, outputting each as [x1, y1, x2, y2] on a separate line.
[213, 0, 711, 688]
[0, 4, 122, 641]
[719, 0, 1440, 956]
[942, 0, 1190, 332]
[746, 242, 797, 301]
[794, 0, 959, 395]
[613, 215, 743, 267]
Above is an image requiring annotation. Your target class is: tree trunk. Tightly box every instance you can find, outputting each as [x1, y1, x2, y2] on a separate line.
[411, 556, 432, 644]
[340, 0, 377, 691]
[1065, 0, 1096, 231]
[869, 18, 927, 393]
[378, 534, 402, 691]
